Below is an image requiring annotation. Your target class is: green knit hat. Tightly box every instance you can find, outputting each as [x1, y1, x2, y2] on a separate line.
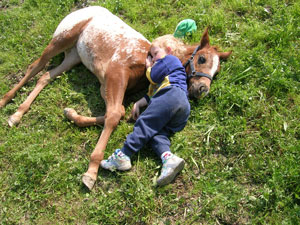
[174, 19, 197, 38]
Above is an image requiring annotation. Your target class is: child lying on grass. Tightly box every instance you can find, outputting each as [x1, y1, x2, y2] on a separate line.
[101, 36, 190, 186]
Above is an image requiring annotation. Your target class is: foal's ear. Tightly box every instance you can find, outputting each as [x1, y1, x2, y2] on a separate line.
[218, 51, 232, 60]
[199, 27, 210, 49]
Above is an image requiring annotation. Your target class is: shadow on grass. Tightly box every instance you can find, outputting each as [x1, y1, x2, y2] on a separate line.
[49, 53, 147, 119]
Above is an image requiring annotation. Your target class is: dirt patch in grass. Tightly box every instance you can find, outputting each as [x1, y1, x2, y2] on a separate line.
[0, 0, 24, 11]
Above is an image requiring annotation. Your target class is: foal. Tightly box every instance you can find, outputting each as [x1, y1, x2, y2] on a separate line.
[0, 6, 231, 190]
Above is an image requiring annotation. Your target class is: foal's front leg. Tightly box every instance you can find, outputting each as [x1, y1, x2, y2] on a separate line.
[64, 85, 106, 127]
[82, 68, 127, 190]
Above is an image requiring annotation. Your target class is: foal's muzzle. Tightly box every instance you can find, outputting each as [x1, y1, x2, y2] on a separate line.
[188, 82, 209, 99]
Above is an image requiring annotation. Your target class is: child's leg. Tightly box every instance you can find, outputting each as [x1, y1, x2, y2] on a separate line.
[101, 88, 176, 171]
[149, 89, 190, 185]
[149, 97, 190, 160]
[149, 130, 171, 157]
[101, 86, 190, 173]
[121, 87, 186, 157]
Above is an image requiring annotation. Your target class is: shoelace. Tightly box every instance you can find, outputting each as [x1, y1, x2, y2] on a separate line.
[162, 155, 173, 165]
[107, 154, 117, 162]
[162, 158, 170, 168]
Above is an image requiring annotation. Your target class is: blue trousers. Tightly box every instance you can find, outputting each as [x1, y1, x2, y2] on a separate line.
[121, 86, 190, 157]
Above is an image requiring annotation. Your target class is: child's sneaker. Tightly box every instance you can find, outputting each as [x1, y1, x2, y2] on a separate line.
[100, 149, 132, 171]
[156, 154, 185, 186]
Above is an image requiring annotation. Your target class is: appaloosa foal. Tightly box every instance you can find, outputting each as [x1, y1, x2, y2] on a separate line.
[0, 6, 231, 190]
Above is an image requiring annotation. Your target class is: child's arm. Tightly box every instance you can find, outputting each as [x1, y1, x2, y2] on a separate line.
[147, 57, 169, 84]
[131, 97, 148, 120]
[146, 55, 153, 69]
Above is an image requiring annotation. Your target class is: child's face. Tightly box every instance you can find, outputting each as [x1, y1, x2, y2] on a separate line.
[150, 45, 168, 63]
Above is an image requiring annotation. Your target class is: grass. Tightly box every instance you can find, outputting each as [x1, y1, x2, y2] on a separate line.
[0, 0, 299, 224]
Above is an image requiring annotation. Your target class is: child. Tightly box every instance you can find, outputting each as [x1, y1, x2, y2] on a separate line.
[101, 36, 190, 186]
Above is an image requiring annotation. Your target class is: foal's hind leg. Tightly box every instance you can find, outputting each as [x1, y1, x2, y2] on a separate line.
[64, 85, 106, 127]
[64, 71, 108, 127]
[8, 47, 81, 126]
[0, 42, 64, 109]
[0, 18, 90, 109]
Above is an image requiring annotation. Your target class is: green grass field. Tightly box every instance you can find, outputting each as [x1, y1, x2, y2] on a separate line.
[0, 0, 299, 224]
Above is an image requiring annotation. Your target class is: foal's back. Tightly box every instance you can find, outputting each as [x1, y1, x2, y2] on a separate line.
[53, 6, 150, 83]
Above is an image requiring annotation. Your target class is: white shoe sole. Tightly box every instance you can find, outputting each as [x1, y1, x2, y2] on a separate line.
[100, 161, 132, 172]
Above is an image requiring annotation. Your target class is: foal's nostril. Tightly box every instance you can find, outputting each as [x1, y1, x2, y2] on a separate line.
[196, 83, 210, 98]
[189, 82, 210, 98]
[199, 86, 205, 92]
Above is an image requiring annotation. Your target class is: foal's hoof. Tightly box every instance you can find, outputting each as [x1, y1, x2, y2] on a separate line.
[82, 174, 96, 191]
[64, 108, 79, 123]
[8, 115, 20, 127]
[64, 108, 77, 118]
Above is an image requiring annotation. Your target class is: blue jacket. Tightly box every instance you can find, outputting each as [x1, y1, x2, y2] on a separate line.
[145, 55, 188, 102]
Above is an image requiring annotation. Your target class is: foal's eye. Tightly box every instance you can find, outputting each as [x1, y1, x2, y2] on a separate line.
[198, 55, 206, 64]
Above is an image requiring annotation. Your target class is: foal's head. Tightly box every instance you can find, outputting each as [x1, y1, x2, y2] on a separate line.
[185, 28, 231, 98]
[151, 28, 231, 99]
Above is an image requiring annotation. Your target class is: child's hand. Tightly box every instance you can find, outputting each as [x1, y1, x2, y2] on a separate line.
[145, 55, 153, 69]
[131, 102, 140, 121]
[131, 97, 148, 120]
